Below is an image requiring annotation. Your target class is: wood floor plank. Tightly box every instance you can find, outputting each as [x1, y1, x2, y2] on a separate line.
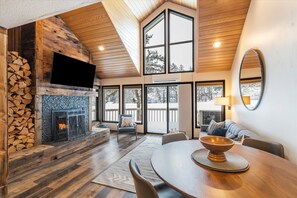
[8, 132, 149, 198]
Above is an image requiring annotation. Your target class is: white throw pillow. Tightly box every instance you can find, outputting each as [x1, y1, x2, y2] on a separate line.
[207, 120, 225, 135]
[121, 117, 135, 127]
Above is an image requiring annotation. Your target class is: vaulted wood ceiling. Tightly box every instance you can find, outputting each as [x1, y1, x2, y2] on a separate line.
[197, 0, 251, 72]
[60, 3, 140, 79]
[60, 0, 251, 78]
[124, 0, 196, 21]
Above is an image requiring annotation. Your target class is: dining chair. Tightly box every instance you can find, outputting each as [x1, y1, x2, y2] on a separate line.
[162, 132, 189, 145]
[242, 138, 285, 158]
[129, 160, 185, 198]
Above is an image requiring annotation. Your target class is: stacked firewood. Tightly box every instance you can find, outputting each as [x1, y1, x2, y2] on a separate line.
[7, 51, 35, 153]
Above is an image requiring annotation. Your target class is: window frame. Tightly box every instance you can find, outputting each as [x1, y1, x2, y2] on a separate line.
[122, 84, 143, 124]
[195, 80, 226, 128]
[102, 85, 121, 123]
[143, 10, 166, 76]
[91, 89, 99, 122]
[168, 9, 194, 73]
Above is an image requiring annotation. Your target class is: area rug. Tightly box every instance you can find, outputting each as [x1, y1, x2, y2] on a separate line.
[92, 136, 163, 193]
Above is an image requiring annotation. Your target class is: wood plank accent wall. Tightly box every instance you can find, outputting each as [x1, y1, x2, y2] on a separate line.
[197, 0, 251, 73]
[102, 0, 140, 72]
[7, 17, 97, 145]
[60, 3, 140, 79]
[41, 16, 90, 88]
[7, 27, 21, 52]
[0, 27, 8, 197]
[34, 21, 43, 145]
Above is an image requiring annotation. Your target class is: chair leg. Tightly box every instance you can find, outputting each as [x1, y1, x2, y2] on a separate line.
[117, 131, 119, 142]
[135, 131, 137, 141]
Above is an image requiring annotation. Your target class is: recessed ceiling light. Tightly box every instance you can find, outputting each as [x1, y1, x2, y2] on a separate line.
[98, 46, 105, 51]
[213, 41, 221, 48]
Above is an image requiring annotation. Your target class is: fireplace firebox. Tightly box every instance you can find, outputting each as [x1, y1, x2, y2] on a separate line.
[52, 109, 86, 141]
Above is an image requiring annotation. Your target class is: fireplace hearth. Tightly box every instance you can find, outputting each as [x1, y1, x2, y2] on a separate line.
[52, 109, 86, 141]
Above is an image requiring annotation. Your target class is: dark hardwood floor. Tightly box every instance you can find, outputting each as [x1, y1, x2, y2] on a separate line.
[8, 132, 155, 198]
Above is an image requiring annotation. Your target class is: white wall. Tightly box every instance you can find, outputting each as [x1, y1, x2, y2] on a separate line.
[231, 0, 297, 164]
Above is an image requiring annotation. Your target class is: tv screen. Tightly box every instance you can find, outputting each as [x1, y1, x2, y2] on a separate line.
[51, 53, 96, 88]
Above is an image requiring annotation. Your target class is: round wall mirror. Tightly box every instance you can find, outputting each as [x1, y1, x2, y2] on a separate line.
[239, 49, 265, 110]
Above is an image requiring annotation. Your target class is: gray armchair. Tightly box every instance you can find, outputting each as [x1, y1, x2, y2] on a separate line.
[117, 114, 137, 141]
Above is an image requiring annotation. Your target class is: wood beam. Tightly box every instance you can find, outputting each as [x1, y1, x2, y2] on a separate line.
[35, 87, 98, 97]
[0, 27, 8, 197]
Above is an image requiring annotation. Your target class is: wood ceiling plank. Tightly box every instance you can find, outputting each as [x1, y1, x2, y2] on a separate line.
[199, 0, 249, 12]
[102, 0, 140, 72]
[199, 47, 238, 54]
[170, 0, 197, 10]
[60, 2, 139, 79]
[70, 26, 116, 35]
[199, 42, 240, 50]
[199, 28, 243, 37]
[76, 35, 121, 44]
[123, 0, 164, 21]
[77, 31, 123, 40]
[94, 57, 132, 62]
[199, 29, 245, 40]
[92, 54, 132, 61]
[199, 35, 241, 44]
[124, 0, 196, 22]
[197, 0, 251, 73]
[198, 67, 230, 72]
[200, 19, 246, 32]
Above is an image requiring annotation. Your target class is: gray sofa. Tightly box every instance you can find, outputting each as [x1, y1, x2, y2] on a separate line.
[200, 120, 261, 141]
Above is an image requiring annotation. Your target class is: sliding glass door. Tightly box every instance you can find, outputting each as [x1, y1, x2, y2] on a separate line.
[146, 86, 168, 134]
[145, 83, 192, 137]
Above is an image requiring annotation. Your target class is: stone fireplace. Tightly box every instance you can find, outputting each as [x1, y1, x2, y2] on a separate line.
[42, 95, 89, 143]
[52, 109, 86, 141]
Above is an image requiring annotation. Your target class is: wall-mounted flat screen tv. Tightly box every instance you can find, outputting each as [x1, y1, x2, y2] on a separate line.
[50, 53, 96, 88]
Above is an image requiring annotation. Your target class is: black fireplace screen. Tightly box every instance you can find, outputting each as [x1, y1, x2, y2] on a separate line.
[52, 109, 86, 141]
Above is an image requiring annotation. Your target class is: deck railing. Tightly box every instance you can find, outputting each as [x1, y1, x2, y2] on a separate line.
[104, 108, 178, 123]
[104, 107, 221, 127]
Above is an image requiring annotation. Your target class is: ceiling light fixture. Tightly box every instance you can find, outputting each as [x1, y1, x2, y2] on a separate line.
[213, 41, 221, 48]
[98, 46, 105, 51]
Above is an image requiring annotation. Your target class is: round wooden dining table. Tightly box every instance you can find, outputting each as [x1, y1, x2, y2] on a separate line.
[151, 140, 297, 198]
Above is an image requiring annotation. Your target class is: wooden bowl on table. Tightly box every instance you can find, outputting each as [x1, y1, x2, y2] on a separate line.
[200, 136, 235, 162]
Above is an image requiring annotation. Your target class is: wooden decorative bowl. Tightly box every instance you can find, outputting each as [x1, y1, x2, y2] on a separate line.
[200, 136, 235, 162]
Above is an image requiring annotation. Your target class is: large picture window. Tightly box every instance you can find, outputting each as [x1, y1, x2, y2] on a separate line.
[102, 86, 120, 122]
[169, 10, 194, 73]
[143, 9, 194, 75]
[144, 12, 166, 75]
[123, 85, 142, 123]
[195, 81, 225, 127]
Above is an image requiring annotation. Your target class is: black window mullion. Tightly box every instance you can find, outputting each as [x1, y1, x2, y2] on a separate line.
[168, 9, 194, 73]
[169, 40, 193, 46]
[143, 10, 166, 75]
